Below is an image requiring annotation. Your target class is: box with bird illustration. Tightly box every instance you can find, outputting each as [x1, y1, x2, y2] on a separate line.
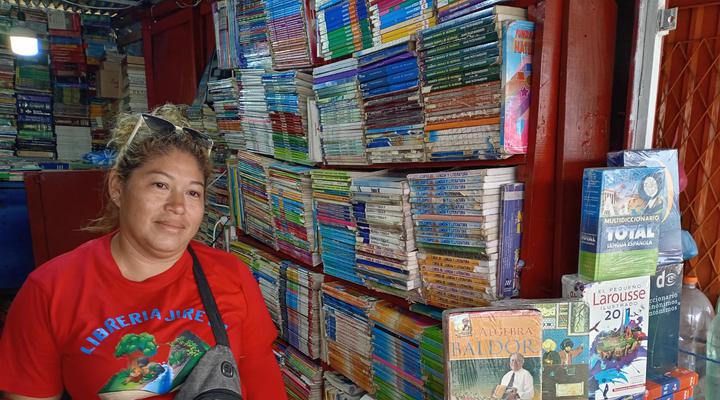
[562, 274, 650, 399]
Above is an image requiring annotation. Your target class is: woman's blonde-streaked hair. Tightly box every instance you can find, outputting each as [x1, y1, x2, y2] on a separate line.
[85, 103, 213, 233]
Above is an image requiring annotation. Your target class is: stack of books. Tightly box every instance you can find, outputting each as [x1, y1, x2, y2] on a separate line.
[276, 342, 324, 400]
[262, 71, 320, 165]
[321, 281, 378, 394]
[315, 0, 373, 60]
[367, 0, 436, 45]
[264, 0, 319, 69]
[281, 261, 324, 359]
[0, 12, 17, 158]
[269, 162, 320, 266]
[237, 150, 277, 249]
[213, 0, 241, 69]
[417, 7, 532, 160]
[125, 55, 148, 112]
[237, 69, 274, 155]
[313, 58, 368, 165]
[407, 167, 518, 307]
[420, 325, 444, 400]
[236, 0, 274, 69]
[357, 39, 426, 164]
[351, 175, 421, 301]
[198, 167, 231, 247]
[80, 15, 114, 66]
[208, 75, 244, 153]
[250, 245, 286, 334]
[646, 368, 699, 400]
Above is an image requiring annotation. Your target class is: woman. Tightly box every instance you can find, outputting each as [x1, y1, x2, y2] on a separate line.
[0, 105, 287, 400]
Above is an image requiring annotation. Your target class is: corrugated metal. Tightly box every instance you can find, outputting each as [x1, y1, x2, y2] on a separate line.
[0, 0, 141, 15]
[656, 0, 720, 304]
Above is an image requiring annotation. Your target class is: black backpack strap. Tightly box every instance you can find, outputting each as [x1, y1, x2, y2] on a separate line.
[188, 245, 230, 347]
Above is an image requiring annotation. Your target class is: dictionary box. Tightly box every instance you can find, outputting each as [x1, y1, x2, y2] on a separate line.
[579, 167, 665, 281]
[562, 274, 650, 399]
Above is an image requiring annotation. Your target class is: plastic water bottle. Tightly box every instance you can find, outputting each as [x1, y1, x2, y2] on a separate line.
[679, 276, 714, 399]
[706, 297, 720, 398]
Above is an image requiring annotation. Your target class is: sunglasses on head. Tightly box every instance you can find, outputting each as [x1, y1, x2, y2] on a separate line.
[126, 113, 214, 157]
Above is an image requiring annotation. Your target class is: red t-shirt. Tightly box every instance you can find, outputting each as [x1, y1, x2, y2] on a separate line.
[0, 233, 288, 400]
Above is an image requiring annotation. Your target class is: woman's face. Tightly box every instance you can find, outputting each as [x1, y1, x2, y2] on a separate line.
[112, 149, 206, 258]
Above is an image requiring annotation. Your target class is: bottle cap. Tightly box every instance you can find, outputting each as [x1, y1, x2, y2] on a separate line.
[683, 276, 699, 285]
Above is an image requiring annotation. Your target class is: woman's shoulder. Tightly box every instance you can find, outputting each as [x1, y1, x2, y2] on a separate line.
[30, 234, 110, 281]
[190, 241, 253, 281]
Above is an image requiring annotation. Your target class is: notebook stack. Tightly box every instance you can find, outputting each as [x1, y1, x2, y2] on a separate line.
[407, 167, 518, 307]
[367, 0, 436, 45]
[269, 162, 320, 266]
[282, 261, 324, 359]
[237, 150, 277, 249]
[263, 71, 320, 165]
[369, 301, 439, 400]
[236, 69, 274, 155]
[313, 58, 368, 165]
[321, 281, 378, 394]
[417, 7, 532, 160]
[0, 12, 16, 157]
[208, 75, 244, 153]
[356, 39, 426, 164]
[264, 0, 319, 69]
[236, 0, 273, 69]
[277, 342, 324, 400]
[125, 55, 148, 112]
[315, 0, 373, 60]
[351, 176, 421, 301]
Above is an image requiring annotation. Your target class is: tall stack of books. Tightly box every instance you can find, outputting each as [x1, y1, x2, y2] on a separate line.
[88, 99, 109, 151]
[268, 162, 320, 266]
[313, 58, 367, 165]
[420, 325, 444, 400]
[368, 0, 435, 45]
[14, 8, 54, 159]
[48, 10, 91, 161]
[125, 55, 148, 112]
[357, 39, 426, 164]
[315, 0, 373, 60]
[213, 0, 240, 69]
[321, 281, 378, 394]
[0, 11, 17, 157]
[369, 301, 438, 400]
[208, 75, 244, 154]
[263, 71, 320, 165]
[264, 0, 319, 69]
[236, 0, 273, 69]
[417, 7, 532, 160]
[237, 150, 277, 249]
[282, 261, 324, 360]
[407, 167, 518, 307]
[276, 342, 324, 400]
[351, 175, 421, 301]
[236, 69, 274, 155]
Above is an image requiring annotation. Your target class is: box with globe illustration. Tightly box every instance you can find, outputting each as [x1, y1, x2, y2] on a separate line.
[562, 274, 650, 399]
[579, 167, 666, 281]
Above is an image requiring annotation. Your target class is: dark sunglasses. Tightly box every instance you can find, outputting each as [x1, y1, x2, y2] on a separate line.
[126, 113, 214, 156]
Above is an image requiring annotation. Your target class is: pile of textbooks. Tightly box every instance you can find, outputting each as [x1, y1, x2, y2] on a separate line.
[313, 58, 367, 165]
[264, 0, 319, 69]
[276, 342, 324, 400]
[351, 175, 421, 301]
[369, 301, 438, 400]
[315, 0, 373, 60]
[282, 261, 324, 359]
[407, 167, 518, 307]
[357, 39, 426, 164]
[321, 281, 378, 394]
[417, 7, 533, 160]
[269, 162, 320, 266]
[237, 150, 277, 249]
[367, 0, 436, 45]
[208, 75, 244, 153]
[236, 0, 273, 69]
[237, 69, 274, 155]
[263, 71, 320, 165]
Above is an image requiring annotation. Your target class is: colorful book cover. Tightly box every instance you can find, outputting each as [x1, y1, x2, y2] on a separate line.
[646, 368, 699, 399]
[562, 274, 651, 399]
[578, 167, 665, 281]
[647, 263, 683, 375]
[607, 149, 683, 265]
[498, 183, 523, 298]
[444, 307, 542, 400]
[500, 20, 534, 155]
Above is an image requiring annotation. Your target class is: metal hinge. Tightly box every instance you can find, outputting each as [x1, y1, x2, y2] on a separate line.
[658, 7, 678, 33]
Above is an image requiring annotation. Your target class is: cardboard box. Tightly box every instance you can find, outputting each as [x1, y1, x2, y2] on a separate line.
[97, 62, 126, 99]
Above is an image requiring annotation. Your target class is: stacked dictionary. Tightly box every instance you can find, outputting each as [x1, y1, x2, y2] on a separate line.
[321, 281, 378, 394]
[264, 0, 319, 69]
[265, 71, 321, 165]
[368, 0, 436, 45]
[315, 0, 373, 60]
[269, 162, 320, 266]
[208, 75, 244, 152]
[282, 261, 324, 359]
[369, 301, 438, 400]
[351, 176, 421, 301]
[237, 69, 274, 155]
[313, 58, 367, 165]
[357, 39, 426, 164]
[407, 167, 517, 307]
[237, 150, 277, 249]
[417, 7, 532, 160]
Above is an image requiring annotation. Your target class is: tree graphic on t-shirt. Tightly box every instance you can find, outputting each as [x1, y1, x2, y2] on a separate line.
[115, 333, 160, 383]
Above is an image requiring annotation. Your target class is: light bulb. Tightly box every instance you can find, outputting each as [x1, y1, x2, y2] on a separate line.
[9, 26, 38, 57]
